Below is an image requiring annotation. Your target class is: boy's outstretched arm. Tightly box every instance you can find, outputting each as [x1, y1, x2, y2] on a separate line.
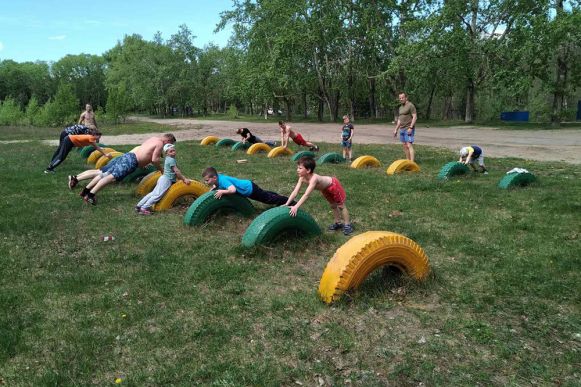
[92, 144, 112, 159]
[172, 166, 191, 185]
[214, 184, 236, 199]
[284, 179, 303, 206]
[289, 178, 317, 217]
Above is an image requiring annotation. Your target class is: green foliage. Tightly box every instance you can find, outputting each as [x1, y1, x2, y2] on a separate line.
[24, 95, 40, 126]
[105, 82, 130, 124]
[0, 97, 25, 126]
[226, 104, 239, 119]
[37, 83, 78, 127]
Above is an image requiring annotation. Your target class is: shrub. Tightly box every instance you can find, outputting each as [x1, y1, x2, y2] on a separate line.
[0, 97, 25, 126]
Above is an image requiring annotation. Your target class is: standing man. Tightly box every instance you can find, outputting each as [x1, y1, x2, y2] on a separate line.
[79, 104, 98, 130]
[393, 92, 417, 162]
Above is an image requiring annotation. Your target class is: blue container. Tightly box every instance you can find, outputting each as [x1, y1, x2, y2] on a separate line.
[500, 111, 529, 122]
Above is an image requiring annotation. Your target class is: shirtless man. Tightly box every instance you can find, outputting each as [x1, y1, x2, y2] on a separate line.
[79, 104, 98, 130]
[73, 133, 176, 205]
[278, 121, 319, 151]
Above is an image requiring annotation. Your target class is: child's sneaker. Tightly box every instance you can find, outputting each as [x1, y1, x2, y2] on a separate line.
[309, 145, 320, 152]
[139, 208, 152, 215]
[79, 187, 90, 198]
[134, 206, 141, 213]
[44, 169, 55, 174]
[328, 222, 344, 231]
[343, 224, 354, 236]
[68, 175, 78, 190]
[483, 171, 489, 175]
[84, 195, 97, 206]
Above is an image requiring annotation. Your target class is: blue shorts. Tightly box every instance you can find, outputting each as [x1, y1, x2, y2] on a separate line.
[341, 139, 352, 148]
[101, 152, 138, 180]
[399, 128, 415, 144]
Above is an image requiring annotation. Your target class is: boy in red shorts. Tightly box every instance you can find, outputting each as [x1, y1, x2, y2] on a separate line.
[278, 121, 319, 151]
[285, 156, 353, 235]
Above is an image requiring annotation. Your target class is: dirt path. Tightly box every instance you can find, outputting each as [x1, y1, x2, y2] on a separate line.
[49, 117, 581, 164]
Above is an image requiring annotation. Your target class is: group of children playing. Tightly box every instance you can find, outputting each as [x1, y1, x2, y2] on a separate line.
[51, 116, 489, 238]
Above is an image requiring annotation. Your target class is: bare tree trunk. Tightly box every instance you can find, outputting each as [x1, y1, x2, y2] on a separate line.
[551, 0, 566, 126]
[303, 90, 308, 119]
[285, 98, 292, 122]
[426, 85, 436, 120]
[368, 77, 376, 119]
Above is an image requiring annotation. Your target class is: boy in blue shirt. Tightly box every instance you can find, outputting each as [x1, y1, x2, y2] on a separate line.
[459, 145, 488, 174]
[340, 115, 354, 162]
[202, 167, 292, 206]
[136, 144, 191, 215]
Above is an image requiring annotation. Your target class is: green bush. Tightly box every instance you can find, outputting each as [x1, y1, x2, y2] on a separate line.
[0, 97, 25, 126]
[227, 104, 239, 119]
[25, 96, 41, 126]
[38, 83, 78, 127]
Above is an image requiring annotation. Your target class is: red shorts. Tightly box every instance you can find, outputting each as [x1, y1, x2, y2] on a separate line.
[292, 133, 308, 146]
[322, 177, 346, 205]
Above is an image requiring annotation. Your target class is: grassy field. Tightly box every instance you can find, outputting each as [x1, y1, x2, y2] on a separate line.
[0, 126, 579, 385]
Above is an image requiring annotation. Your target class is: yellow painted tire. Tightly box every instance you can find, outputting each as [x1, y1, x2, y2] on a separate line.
[267, 146, 294, 158]
[152, 180, 210, 211]
[386, 159, 420, 175]
[246, 143, 272, 155]
[95, 152, 123, 169]
[350, 155, 381, 169]
[87, 148, 116, 165]
[135, 171, 161, 197]
[200, 136, 220, 145]
[318, 231, 430, 304]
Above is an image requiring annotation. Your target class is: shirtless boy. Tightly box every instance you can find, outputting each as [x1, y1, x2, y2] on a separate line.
[284, 157, 353, 235]
[79, 104, 98, 130]
[278, 121, 319, 151]
[75, 133, 176, 205]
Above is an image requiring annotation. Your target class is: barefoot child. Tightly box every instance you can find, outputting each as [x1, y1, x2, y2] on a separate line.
[459, 145, 488, 174]
[285, 157, 353, 235]
[279, 121, 319, 151]
[202, 167, 292, 206]
[135, 144, 191, 215]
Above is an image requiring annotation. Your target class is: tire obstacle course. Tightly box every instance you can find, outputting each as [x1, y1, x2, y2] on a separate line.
[95, 151, 123, 169]
[318, 231, 430, 304]
[437, 161, 470, 180]
[386, 159, 420, 175]
[246, 143, 272, 155]
[122, 165, 157, 183]
[183, 191, 255, 226]
[241, 206, 321, 248]
[351, 155, 381, 169]
[498, 171, 536, 189]
[200, 136, 220, 145]
[79, 143, 105, 157]
[152, 180, 210, 211]
[135, 171, 162, 197]
[291, 150, 316, 161]
[318, 152, 345, 164]
[87, 148, 116, 165]
[267, 146, 294, 158]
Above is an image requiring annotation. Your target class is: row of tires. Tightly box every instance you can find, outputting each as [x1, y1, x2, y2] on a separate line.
[202, 136, 536, 188]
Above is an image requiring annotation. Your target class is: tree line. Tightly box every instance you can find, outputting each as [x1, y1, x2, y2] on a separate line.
[0, 0, 579, 127]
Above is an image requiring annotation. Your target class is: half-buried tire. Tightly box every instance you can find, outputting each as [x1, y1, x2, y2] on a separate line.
[184, 191, 255, 226]
[351, 155, 381, 169]
[267, 146, 294, 158]
[386, 159, 420, 175]
[291, 150, 316, 161]
[215, 138, 237, 147]
[247, 143, 272, 155]
[87, 148, 116, 165]
[437, 162, 470, 180]
[231, 141, 251, 151]
[152, 180, 209, 211]
[242, 206, 321, 248]
[200, 136, 220, 145]
[318, 152, 345, 164]
[498, 171, 536, 189]
[122, 165, 157, 183]
[318, 231, 430, 304]
[79, 143, 105, 157]
[135, 171, 161, 197]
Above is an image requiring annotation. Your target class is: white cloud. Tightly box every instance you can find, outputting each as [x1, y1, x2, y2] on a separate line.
[0, 41, 4, 51]
[48, 35, 66, 40]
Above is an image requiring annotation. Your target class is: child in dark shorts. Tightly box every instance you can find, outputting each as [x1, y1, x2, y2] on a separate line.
[284, 157, 353, 235]
[340, 115, 354, 162]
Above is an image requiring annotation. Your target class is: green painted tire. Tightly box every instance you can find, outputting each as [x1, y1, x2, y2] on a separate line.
[241, 206, 321, 248]
[231, 141, 251, 151]
[122, 165, 157, 183]
[215, 138, 237, 147]
[498, 172, 536, 189]
[318, 152, 345, 164]
[437, 162, 470, 180]
[291, 151, 316, 161]
[183, 191, 255, 226]
[79, 144, 104, 158]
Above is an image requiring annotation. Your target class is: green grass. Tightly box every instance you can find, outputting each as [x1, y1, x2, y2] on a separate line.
[0, 131, 579, 385]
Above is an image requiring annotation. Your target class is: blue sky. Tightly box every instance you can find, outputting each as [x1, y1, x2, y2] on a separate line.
[0, 0, 234, 63]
